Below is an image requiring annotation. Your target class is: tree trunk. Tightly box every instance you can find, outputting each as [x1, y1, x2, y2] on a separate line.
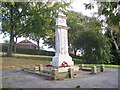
[37, 39, 40, 49]
[15, 36, 18, 43]
[73, 48, 77, 56]
[110, 28, 120, 57]
[7, 5, 14, 57]
[7, 29, 14, 57]
[14, 37, 18, 53]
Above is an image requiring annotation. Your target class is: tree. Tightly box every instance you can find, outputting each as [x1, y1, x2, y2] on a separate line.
[43, 36, 55, 49]
[74, 30, 111, 64]
[99, 2, 120, 59]
[66, 11, 86, 55]
[67, 11, 102, 55]
[1, 1, 70, 56]
[3, 39, 9, 43]
[67, 10, 111, 63]
[105, 25, 120, 64]
[84, 1, 120, 64]
[2, 2, 34, 56]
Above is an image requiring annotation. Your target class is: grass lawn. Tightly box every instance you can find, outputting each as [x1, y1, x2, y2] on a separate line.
[2, 54, 51, 70]
[13, 53, 52, 59]
[83, 64, 120, 69]
[1, 53, 120, 70]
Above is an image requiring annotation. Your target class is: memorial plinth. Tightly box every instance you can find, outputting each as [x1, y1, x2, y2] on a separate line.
[51, 12, 74, 72]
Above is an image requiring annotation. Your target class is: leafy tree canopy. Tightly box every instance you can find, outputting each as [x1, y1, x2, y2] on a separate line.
[1, 1, 71, 56]
[74, 29, 112, 64]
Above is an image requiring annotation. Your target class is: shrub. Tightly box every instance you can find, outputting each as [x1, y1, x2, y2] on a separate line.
[16, 48, 55, 56]
[1, 44, 55, 56]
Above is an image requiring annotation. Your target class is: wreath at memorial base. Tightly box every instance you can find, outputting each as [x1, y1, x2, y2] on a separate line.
[60, 61, 69, 67]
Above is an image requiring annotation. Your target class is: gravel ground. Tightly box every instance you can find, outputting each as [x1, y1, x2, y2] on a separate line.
[2, 68, 120, 88]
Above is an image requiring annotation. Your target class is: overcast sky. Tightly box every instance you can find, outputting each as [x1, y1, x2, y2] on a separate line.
[0, 0, 98, 50]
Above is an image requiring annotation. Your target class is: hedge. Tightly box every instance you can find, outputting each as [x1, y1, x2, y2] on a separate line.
[1, 44, 8, 52]
[16, 48, 55, 56]
[1, 45, 82, 59]
[1, 45, 55, 56]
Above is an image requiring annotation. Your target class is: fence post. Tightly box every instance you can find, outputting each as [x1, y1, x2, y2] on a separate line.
[68, 68, 74, 78]
[34, 65, 39, 73]
[39, 64, 43, 71]
[51, 69, 58, 80]
[79, 64, 84, 70]
[100, 64, 105, 72]
[91, 66, 97, 74]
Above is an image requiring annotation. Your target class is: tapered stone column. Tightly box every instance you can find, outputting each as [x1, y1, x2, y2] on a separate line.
[51, 12, 74, 71]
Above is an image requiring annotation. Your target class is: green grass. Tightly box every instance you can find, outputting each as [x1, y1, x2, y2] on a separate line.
[2, 57, 51, 70]
[2, 53, 120, 70]
[2, 53, 51, 70]
[13, 53, 52, 58]
[2, 86, 12, 89]
[2, 53, 52, 59]
[83, 64, 120, 69]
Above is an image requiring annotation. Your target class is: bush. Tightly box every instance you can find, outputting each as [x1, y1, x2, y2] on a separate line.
[70, 53, 82, 59]
[1, 44, 8, 52]
[110, 50, 120, 65]
[1, 45, 55, 56]
[72, 58, 83, 64]
[74, 30, 112, 64]
[16, 48, 55, 56]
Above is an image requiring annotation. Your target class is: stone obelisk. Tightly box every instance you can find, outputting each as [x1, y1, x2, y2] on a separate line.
[51, 11, 74, 72]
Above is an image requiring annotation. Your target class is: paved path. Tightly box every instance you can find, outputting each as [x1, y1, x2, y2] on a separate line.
[2, 68, 119, 88]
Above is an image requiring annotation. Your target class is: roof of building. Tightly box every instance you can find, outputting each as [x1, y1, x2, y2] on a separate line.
[18, 40, 32, 43]
[17, 40, 37, 47]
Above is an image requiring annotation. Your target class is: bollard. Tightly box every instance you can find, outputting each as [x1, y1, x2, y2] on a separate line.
[68, 68, 74, 78]
[39, 64, 43, 71]
[79, 64, 84, 70]
[51, 69, 58, 80]
[34, 65, 39, 73]
[100, 64, 105, 72]
[91, 66, 97, 74]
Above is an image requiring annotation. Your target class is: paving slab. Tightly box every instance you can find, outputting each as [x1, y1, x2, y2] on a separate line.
[2, 68, 120, 88]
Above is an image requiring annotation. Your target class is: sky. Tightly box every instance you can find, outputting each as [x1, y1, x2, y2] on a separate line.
[70, 0, 98, 16]
[0, 0, 98, 51]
